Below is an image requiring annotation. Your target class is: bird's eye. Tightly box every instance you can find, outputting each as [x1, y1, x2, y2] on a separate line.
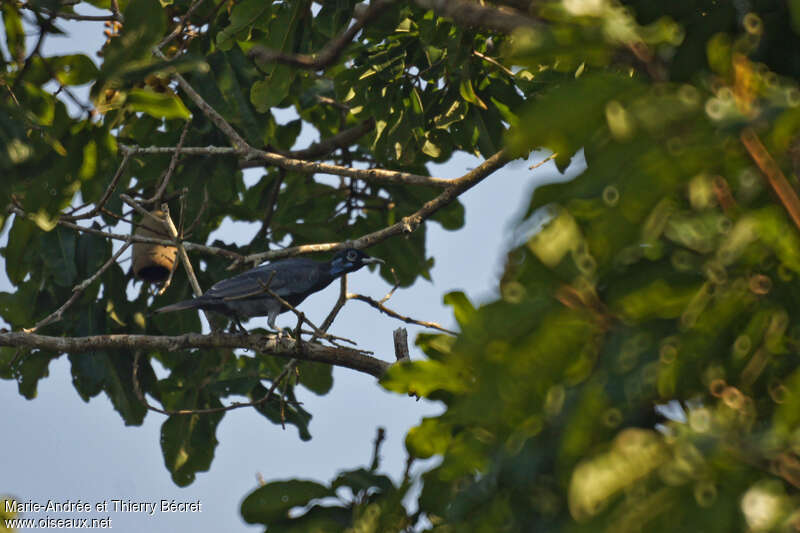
[346, 250, 358, 262]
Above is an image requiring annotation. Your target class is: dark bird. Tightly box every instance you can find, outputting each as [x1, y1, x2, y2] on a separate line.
[154, 248, 383, 332]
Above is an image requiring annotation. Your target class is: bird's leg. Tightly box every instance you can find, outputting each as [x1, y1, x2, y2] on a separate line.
[267, 311, 291, 339]
[229, 317, 249, 335]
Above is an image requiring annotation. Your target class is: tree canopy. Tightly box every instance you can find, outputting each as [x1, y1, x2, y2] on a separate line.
[4, 0, 800, 530]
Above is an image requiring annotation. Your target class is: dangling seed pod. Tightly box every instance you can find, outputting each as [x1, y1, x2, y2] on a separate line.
[132, 210, 177, 283]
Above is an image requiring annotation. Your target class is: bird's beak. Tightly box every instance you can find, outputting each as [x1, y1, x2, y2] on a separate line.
[362, 256, 385, 265]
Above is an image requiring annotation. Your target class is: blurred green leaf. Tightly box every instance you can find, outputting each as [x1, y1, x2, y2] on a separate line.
[41, 227, 77, 288]
[125, 88, 191, 119]
[161, 406, 223, 486]
[241, 480, 333, 524]
[2, 4, 25, 62]
[380, 360, 469, 397]
[49, 54, 99, 86]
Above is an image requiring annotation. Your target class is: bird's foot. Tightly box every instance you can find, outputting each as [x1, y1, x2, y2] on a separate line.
[229, 319, 249, 335]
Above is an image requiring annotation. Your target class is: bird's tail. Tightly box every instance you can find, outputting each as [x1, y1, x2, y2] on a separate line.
[153, 299, 201, 314]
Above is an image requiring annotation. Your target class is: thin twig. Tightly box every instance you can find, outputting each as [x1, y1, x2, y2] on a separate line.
[65, 151, 132, 221]
[314, 276, 348, 340]
[260, 282, 352, 346]
[247, 169, 285, 254]
[243, 148, 510, 265]
[11, 10, 50, 95]
[370, 427, 386, 471]
[153, 48, 249, 149]
[741, 127, 800, 232]
[145, 120, 191, 205]
[9, 204, 242, 260]
[132, 351, 297, 415]
[529, 152, 557, 170]
[182, 185, 208, 237]
[347, 292, 457, 335]
[472, 50, 514, 77]
[248, 0, 392, 70]
[115, 146, 512, 268]
[23, 236, 134, 333]
[241, 119, 375, 164]
[120, 195, 218, 330]
[157, 0, 206, 49]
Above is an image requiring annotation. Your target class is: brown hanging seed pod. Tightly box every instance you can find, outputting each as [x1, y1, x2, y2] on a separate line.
[132, 210, 177, 283]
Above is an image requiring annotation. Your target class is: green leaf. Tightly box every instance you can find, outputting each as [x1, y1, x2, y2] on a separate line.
[215, 0, 272, 51]
[3, 217, 36, 285]
[97, 0, 165, 84]
[253, 383, 313, 440]
[41, 226, 78, 288]
[332, 468, 395, 494]
[421, 138, 441, 158]
[380, 360, 469, 397]
[241, 480, 333, 525]
[125, 88, 191, 119]
[161, 406, 224, 486]
[296, 361, 334, 395]
[443, 291, 475, 328]
[49, 54, 99, 86]
[506, 72, 643, 170]
[17, 351, 60, 399]
[251, 66, 294, 112]
[274, 119, 302, 150]
[1, 4, 24, 62]
[434, 100, 467, 130]
[406, 417, 452, 458]
[459, 78, 487, 110]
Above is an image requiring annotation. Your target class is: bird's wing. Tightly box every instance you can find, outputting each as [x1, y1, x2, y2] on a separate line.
[202, 259, 319, 301]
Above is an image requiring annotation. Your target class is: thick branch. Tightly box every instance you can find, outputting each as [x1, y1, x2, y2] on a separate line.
[1, 332, 390, 378]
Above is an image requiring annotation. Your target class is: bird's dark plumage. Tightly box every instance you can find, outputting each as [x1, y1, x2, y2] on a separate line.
[154, 248, 383, 332]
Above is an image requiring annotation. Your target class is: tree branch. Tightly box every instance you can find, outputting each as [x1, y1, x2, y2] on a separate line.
[243, 148, 510, 264]
[248, 0, 392, 71]
[22, 235, 134, 333]
[64, 150, 132, 221]
[153, 48, 249, 150]
[741, 127, 800, 232]
[10, 148, 510, 272]
[157, 0, 206, 49]
[132, 351, 297, 416]
[120, 143, 455, 188]
[347, 293, 457, 335]
[8, 204, 244, 261]
[240, 119, 375, 164]
[1, 331, 391, 378]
